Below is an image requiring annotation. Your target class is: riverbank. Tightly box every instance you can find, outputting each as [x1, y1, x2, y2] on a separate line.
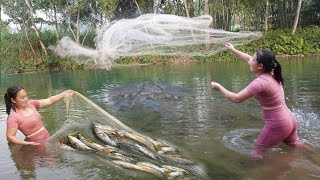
[1, 28, 319, 74]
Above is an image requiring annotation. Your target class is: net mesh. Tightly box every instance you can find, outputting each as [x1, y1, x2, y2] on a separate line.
[50, 92, 135, 140]
[49, 14, 263, 69]
[49, 92, 208, 179]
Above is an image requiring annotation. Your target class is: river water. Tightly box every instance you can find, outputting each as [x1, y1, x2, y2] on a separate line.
[0, 56, 319, 180]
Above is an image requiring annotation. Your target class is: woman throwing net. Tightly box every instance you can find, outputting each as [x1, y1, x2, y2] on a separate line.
[211, 43, 315, 159]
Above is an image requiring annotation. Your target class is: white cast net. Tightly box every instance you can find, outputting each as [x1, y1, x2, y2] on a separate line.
[49, 14, 263, 69]
[49, 92, 208, 179]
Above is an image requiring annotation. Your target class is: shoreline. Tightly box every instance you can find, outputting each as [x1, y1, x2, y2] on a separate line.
[2, 54, 319, 76]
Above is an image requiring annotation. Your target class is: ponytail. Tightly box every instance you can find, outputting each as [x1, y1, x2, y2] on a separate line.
[3, 86, 24, 115]
[256, 50, 285, 86]
[4, 93, 12, 115]
[273, 60, 284, 86]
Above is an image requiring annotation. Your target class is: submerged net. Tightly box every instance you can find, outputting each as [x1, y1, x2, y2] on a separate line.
[49, 14, 263, 69]
[50, 92, 135, 140]
[49, 92, 207, 179]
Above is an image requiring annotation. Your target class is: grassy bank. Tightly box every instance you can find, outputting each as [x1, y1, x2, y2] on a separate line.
[1, 28, 320, 74]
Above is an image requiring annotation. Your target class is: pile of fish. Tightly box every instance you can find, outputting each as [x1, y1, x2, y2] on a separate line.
[60, 122, 200, 179]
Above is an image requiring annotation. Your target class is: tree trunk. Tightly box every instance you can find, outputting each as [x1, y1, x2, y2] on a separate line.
[68, 16, 77, 41]
[204, 0, 210, 50]
[76, 8, 80, 43]
[24, 0, 48, 57]
[153, 0, 158, 13]
[204, 0, 209, 15]
[81, 30, 90, 45]
[53, 3, 60, 41]
[134, 0, 142, 15]
[222, 0, 225, 30]
[22, 23, 36, 56]
[264, 0, 269, 33]
[183, 0, 190, 17]
[292, 0, 302, 35]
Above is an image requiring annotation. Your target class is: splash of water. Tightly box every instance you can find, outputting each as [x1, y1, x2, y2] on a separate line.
[292, 108, 320, 148]
[222, 128, 260, 155]
[49, 14, 263, 69]
[222, 108, 320, 154]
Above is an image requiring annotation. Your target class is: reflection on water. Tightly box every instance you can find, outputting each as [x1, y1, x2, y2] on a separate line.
[0, 56, 320, 179]
[7, 143, 55, 180]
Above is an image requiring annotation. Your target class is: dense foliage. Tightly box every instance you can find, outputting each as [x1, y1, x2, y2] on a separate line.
[1, 0, 320, 74]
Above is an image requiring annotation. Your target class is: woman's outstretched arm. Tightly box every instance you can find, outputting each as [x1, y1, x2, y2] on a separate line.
[225, 43, 252, 62]
[211, 82, 252, 103]
[39, 90, 74, 108]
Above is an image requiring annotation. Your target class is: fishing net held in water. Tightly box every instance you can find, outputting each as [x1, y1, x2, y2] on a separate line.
[49, 14, 263, 69]
[50, 92, 207, 179]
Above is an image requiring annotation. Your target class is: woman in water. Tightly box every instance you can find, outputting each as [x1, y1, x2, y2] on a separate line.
[211, 43, 313, 159]
[4, 86, 74, 145]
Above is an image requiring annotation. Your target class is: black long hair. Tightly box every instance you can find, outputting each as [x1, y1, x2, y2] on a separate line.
[256, 50, 284, 86]
[4, 86, 24, 115]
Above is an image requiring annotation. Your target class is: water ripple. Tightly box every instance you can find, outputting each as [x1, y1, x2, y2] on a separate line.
[222, 128, 260, 155]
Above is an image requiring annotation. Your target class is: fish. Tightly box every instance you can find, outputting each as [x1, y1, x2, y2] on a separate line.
[137, 136, 176, 153]
[111, 152, 135, 161]
[123, 131, 157, 151]
[94, 122, 160, 152]
[138, 97, 175, 117]
[165, 171, 185, 178]
[76, 134, 113, 152]
[102, 124, 176, 154]
[110, 83, 143, 97]
[162, 165, 188, 174]
[134, 143, 159, 160]
[118, 138, 163, 162]
[93, 123, 117, 146]
[105, 144, 120, 151]
[163, 85, 191, 99]
[111, 160, 163, 177]
[140, 81, 162, 97]
[137, 162, 188, 178]
[132, 136, 177, 154]
[162, 154, 195, 165]
[67, 135, 93, 151]
[92, 122, 116, 133]
[136, 162, 168, 174]
[162, 165, 189, 179]
[60, 142, 76, 151]
[157, 146, 177, 154]
[112, 96, 130, 111]
[96, 150, 135, 162]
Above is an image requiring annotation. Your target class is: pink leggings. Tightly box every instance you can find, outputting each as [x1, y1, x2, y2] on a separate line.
[251, 118, 303, 158]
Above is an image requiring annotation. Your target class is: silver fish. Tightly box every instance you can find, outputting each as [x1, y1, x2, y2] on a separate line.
[67, 135, 92, 151]
[60, 143, 76, 151]
[157, 146, 177, 154]
[77, 134, 111, 152]
[162, 165, 188, 174]
[123, 132, 156, 151]
[134, 143, 158, 160]
[111, 152, 135, 161]
[136, 162, 167, 173]
[93, 122, 116, 134]
[137, 162, 188, 178]
[111, 160, 163, 177]
[162, 154, 195, 165]
[93, 125, 117, 146]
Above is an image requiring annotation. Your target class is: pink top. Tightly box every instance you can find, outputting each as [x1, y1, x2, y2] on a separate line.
[7, 100, 45, 137]
[246, 73, 293, 127]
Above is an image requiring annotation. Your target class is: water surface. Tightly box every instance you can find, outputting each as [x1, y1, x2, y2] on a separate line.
[1, 56, 319, 179]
